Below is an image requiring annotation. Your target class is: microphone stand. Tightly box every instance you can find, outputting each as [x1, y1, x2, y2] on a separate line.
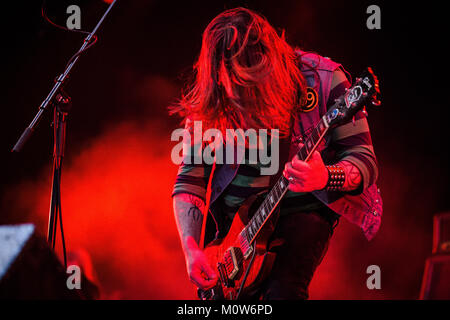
[12, 0, 118, 268]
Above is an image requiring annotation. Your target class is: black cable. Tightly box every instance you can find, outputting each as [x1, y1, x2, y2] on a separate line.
[53, 107, 67, 269]
[235, 242, 256, 300]
[41, 0, 91, 35]
[41, 0, 99, 269]
[57, 166, 67, 269]
[41, 0, 99, 70]
[51, 113, 59, 250]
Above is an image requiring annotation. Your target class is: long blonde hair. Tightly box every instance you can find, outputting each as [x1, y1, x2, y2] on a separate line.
[170, 7, 306, 137]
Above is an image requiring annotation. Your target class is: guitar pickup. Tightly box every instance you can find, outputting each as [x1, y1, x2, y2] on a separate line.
[243, 244, 253, 260]
[238, 230, 253, 260]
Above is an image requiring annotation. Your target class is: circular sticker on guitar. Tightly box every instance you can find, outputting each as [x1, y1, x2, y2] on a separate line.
[301, 87, 318, 112]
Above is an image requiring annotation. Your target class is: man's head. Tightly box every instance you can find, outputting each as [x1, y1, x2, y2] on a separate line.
[174, 7, 306, 136]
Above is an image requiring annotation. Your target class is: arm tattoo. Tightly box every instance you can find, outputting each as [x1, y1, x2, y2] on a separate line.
[187, 194, 204, 222]
[338, 160, 362, 192]
[187, 205, 202, 222]
[173, 193, 206, 246]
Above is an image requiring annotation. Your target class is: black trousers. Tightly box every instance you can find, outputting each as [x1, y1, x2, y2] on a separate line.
[251, 209, 338, 300]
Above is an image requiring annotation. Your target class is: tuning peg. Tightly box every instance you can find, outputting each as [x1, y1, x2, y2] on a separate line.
[362, 106, 368, 117]
[374, 82, 380, 91]
[371, 98, 381, 107]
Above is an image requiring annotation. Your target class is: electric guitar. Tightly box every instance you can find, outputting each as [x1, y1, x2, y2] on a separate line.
[198, 67, 381, 300]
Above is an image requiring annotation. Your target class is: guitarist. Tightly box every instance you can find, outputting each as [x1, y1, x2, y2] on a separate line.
[171, 7, 382, 299]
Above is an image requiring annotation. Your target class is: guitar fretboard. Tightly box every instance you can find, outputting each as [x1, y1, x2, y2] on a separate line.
[243, 114, 332, 244]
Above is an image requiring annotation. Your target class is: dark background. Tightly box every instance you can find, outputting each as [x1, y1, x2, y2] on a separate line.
[0, 0, 448, 299]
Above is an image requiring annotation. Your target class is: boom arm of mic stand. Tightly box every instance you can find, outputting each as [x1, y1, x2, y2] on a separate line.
[11, 0, 118, 152]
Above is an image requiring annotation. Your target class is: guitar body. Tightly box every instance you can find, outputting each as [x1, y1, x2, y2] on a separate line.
[200, 194, 278, 300]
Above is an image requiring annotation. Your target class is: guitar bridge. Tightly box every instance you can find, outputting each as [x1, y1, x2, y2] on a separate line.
[222, 247, 244, 283]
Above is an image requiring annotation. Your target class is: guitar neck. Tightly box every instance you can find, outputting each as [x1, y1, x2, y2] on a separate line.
[244, 114, 331, 244]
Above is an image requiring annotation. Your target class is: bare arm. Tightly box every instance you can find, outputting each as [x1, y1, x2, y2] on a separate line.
[173, 193, 217, 289]
[173, 193, 205, 249]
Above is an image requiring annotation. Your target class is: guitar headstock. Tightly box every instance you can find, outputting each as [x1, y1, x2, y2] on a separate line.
[325, 67, 381, 127]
